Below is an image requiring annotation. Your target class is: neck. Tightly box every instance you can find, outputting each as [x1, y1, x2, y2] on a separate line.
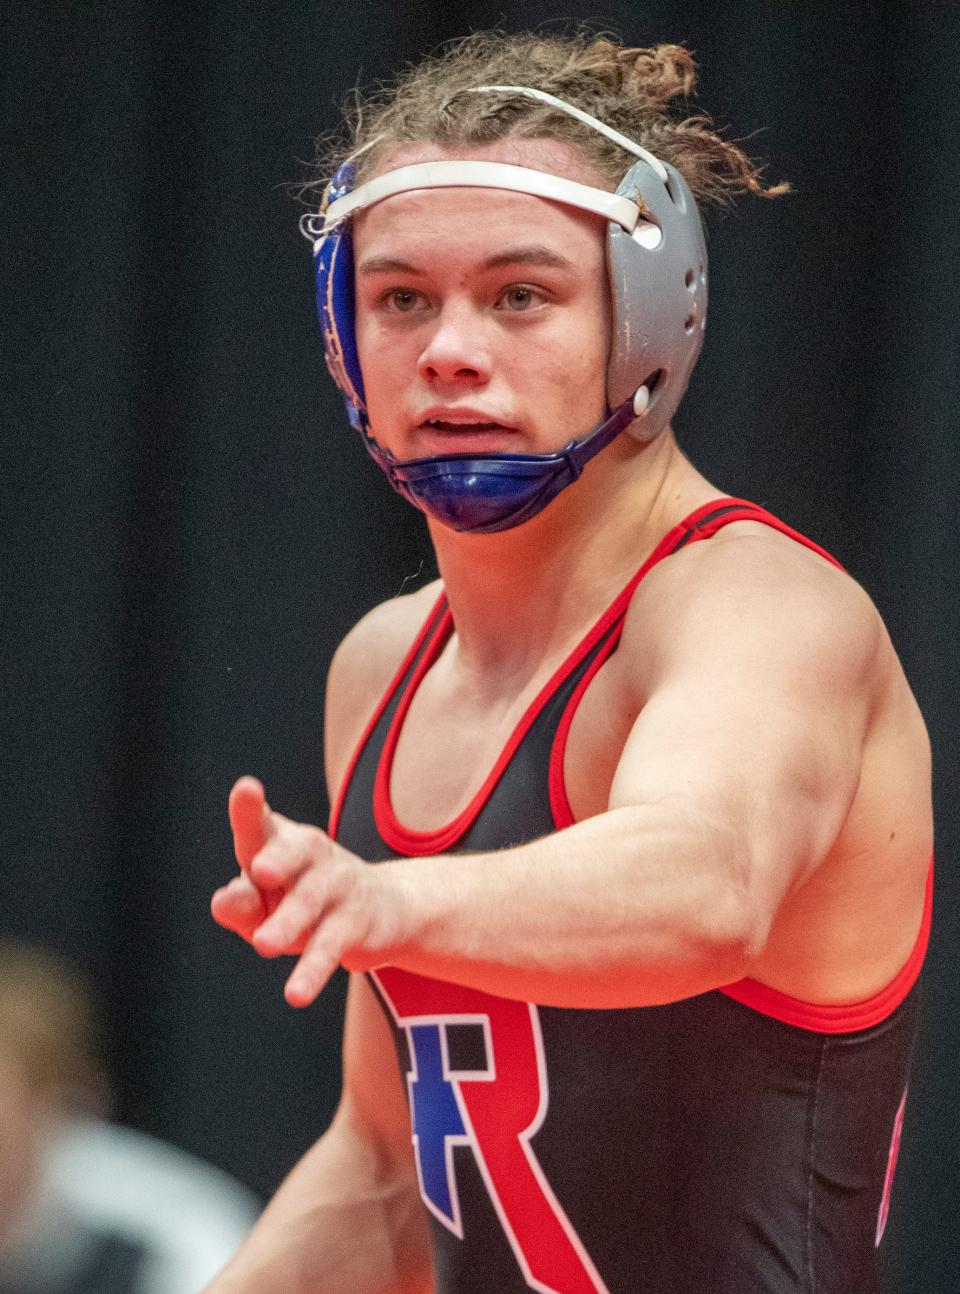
[427, 429, 717, 681]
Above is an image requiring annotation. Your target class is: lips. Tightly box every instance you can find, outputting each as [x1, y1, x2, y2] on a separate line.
[418, 409, 517, 434]
[411, 409, 520, 455]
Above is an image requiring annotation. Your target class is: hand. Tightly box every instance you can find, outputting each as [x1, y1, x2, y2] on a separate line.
[212, 776, 401, 1007]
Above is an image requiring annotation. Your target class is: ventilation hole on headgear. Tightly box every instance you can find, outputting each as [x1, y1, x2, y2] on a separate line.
[684, 314, 696, 334]
[633, 222, 663, 250]
[685, 269, 696, 292]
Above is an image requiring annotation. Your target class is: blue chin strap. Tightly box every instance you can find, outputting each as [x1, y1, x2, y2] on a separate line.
[362, 397, 639, 534]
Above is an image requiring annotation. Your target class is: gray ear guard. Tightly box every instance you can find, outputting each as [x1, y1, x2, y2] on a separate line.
[607, 159, 707, 439]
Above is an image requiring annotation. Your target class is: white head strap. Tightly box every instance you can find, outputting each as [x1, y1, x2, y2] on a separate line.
[308, 84, 669, 242]
[463, 85, 670, 181]
[318, 161, 641, 235]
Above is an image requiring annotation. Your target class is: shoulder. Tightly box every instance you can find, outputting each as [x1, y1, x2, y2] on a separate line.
[621, 518, 886, 704]
[324, 580, 444, 796]
[328, 579, 445, 695]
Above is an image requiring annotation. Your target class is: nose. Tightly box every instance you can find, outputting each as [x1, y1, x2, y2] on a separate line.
[417, 300, 491, 387]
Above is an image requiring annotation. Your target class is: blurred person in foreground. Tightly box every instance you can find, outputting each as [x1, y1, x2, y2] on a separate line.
[0, 943, 259, 1294]
[209, 31, 931, 1294]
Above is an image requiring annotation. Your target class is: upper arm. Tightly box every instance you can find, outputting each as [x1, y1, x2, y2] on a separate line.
[609, 529, 881, 925]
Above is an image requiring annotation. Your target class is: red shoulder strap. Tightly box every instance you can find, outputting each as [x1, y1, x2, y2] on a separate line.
[328, 593, 449, 840]
[669, 498, 845, 570]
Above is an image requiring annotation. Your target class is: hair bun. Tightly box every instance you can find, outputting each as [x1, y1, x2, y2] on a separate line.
[617, 43, 697, 109]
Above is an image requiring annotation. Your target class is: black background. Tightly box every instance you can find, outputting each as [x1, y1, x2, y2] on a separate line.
[2, 3, 957, 1290]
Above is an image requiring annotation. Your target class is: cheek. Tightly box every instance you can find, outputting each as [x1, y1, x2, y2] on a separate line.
[353, 309, 378, 381]
[355, 313, 403, 413]
[538, 301, 609, 414]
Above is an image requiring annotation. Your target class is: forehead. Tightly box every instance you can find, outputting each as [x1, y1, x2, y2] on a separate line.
[352, 137, 611, 264]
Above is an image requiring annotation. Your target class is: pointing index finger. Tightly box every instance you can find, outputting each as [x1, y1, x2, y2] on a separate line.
[229, 775, 274, 872]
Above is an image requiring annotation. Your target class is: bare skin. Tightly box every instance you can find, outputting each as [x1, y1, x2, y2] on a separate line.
[206, 136, 932, 1292]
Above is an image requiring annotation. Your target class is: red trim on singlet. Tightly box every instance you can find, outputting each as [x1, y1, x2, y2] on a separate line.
[328, 592, 448, 841]
[548, 631, 621, 830]
[682, 503, 844, 569]
[718, 862, 934, 1034]
[548, 499, 931, 1033]
[371, 498, 757, 857]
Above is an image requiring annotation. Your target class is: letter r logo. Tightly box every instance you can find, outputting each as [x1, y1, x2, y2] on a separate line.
[372, 967, 609, 1294]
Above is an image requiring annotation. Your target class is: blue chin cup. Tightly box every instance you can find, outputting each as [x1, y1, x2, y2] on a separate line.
[361, 397, 639, 534]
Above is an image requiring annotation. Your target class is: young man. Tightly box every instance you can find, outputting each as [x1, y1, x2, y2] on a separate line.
[209, 34, 931, 1293]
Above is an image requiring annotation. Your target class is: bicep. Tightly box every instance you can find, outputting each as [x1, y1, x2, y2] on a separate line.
[608, 556, 878, 908]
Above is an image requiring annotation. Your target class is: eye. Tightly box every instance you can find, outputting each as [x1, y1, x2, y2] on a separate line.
[495, 285, 546, 313]
[382, 288, 426, 313]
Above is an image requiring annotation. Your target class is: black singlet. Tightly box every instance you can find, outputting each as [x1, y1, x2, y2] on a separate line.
[331, 499, 930, 1294]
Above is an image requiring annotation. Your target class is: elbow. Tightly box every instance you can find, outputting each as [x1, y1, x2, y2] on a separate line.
[632, 889, 765, 1008]
[703, 825, 778, 975]
[717, 907, 769, 979]
[695, 869, 772, 983]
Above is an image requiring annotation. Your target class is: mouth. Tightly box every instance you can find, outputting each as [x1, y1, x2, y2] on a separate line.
[422, 418, 508, 432]
[413, 414, 521, 455]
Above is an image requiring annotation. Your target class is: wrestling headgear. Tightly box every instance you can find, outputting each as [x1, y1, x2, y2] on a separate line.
[300, 86, 708, 534]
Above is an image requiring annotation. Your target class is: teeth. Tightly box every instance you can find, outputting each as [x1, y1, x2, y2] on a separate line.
[426, 419, 500, 429]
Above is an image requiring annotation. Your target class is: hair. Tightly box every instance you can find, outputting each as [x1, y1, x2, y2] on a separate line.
[0, 942, 105, 1107]
[310, 30, 788, 211]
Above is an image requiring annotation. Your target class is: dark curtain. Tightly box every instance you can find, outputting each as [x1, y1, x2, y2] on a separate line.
[2, 3, 957, 1289]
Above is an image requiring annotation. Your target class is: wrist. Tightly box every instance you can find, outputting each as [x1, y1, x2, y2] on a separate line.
[366, 856, 436, 970]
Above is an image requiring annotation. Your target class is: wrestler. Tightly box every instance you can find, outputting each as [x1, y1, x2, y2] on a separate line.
[208, 32, 931, 1293]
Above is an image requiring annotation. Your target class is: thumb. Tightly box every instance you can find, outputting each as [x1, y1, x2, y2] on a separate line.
[229, 775, 274, 872]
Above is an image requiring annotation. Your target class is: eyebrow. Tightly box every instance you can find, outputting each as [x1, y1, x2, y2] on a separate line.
[482, 245, 577, 273]
[356, 244, 577, 277]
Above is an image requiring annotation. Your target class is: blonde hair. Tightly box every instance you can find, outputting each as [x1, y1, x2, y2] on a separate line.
[0, 942, 104, 1106]
[312, 31, 787, 209]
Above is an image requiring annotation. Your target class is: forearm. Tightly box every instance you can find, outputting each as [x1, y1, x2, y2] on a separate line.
[205, 1114, 431, 1294]
[382, 804, 758, 1008]
[238, 793, 773, 1010]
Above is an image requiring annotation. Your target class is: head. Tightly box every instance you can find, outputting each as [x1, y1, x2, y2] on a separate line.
[303, 32, 785, 532]
[0, 944, 104, 1247]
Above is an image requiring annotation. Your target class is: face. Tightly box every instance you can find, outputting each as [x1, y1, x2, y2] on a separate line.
[352, 137, 611, 461]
